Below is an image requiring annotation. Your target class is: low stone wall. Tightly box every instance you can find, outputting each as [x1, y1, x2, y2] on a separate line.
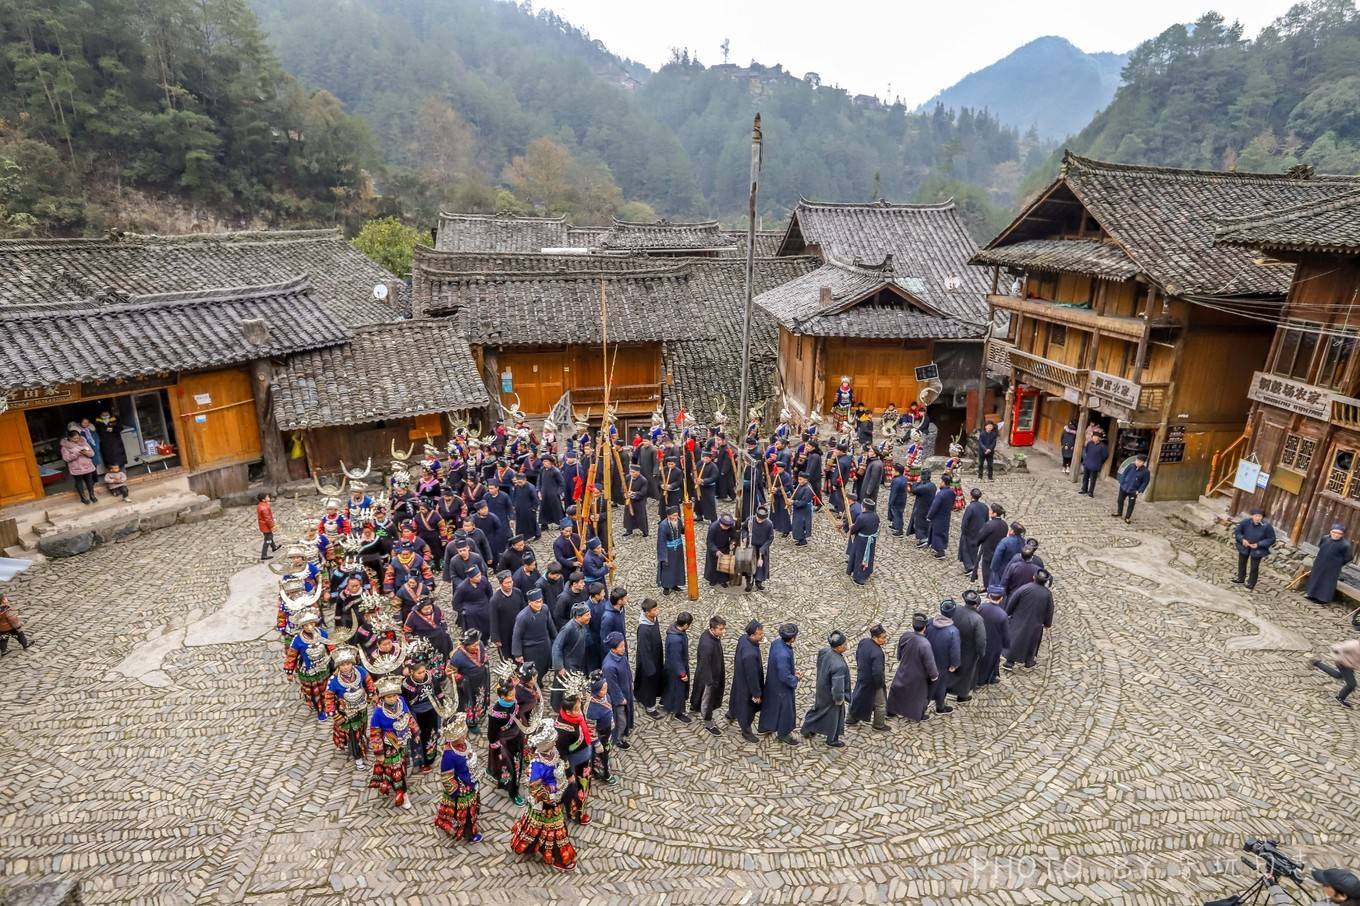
[36, 497, 222, 559]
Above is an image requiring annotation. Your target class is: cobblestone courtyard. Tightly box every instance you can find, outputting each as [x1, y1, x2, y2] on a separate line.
[3, 458, 1359, 905]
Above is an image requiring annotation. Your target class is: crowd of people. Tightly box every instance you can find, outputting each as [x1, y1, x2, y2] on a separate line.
[258, 399, 1063, 872]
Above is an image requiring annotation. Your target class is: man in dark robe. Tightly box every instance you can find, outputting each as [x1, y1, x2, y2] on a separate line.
[512, 473, 539, 541]
[661, 612, 693, 721]
[758, 623, 800, 745]
[1004, 570, 1054, 670]
[846, 498, 880, 586]
[634, 598, 664, 718]
[704, 514, 738, 586]
[769, 463, 794, 537]
[484, 482, 514, 540]
[536, 561, 565, 615]
[511, 588, 556, 679]
[538, 456, 566, 531]
[800, 631, 851, 748]
[958, 488, 989, 578]
[828, 445, 854, 516]
[623, 464, 650, 537]
[490, 570, 526, 660]
[1306, 523, 1353, 603]
[924, 600, 961, 715]
[552, 571, 588, 629]
[696, 452, 720, 523]
[635, 436, 659, 500]
[442, 538, 487, 589]
[976, 584, 1010, 686]
[689, 615, 727, 735]
[656, 507, 687, 594]
[714, 436, 737, 501]
[1002, 539, 1045, 600]
[599, 586, 627, 654]
[552, 519, 582, 573]
[744, 506, 775, 591]
[560, 452, 585, 507]
[886, 463, 908, 535]
[949, 589, 988, 703]
[496, 534, 531, 575]
[473, 499, 508, 562]
[458, 515, 493, 566]
[791, 473, 815, 546]
[658, 458, 684, 525]
[800, 440, 823, 493]
[739, 455, 766, 520]
[988, 520, 1026, 583]
[550, 602, 592, 709]
[859, 447, 884, 504]
[451, 568, 491, 630]
[926, 475, 956, 558]
[726, 620, 765, 742]
[847, 625, 889, 731]
[602, 632, 634, 748]
[584, 582, 608, 671]
[511, 553, 540, 598]
[582, 537, 609, 588]
[886, 614, 938, 722]
[908, 469, 935, 542]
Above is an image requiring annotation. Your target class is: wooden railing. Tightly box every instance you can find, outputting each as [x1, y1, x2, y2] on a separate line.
[1333, 399, 1360, 430]
[1205, 428, 1251, 498]
[571, 383, 662, 407]
[986, 339, 1013, 375]
[1008, 347, 1088, 391]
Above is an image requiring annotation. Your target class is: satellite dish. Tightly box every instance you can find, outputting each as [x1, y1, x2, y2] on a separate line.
[372, 283, 389, 300]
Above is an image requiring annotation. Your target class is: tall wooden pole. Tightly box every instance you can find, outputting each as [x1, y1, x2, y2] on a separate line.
[735, 113, 762, 525]
[600, 283, 615, 580]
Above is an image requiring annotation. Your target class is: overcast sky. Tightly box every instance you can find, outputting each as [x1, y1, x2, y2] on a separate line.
[538, 0, 1305, 106]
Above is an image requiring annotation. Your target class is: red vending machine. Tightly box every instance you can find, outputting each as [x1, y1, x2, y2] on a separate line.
[1009, 385, 1040, 446]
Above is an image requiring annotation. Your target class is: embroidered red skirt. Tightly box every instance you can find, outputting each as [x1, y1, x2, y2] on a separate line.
[510, 803, 576, 870]
[434, 778, 479, 840]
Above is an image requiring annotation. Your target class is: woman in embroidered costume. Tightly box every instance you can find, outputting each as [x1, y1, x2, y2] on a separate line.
[368, 676, 419, 809]
[283, 609, 331, 721]
[326, 646, 375, 768]
[945, 443, 966, 510]
[433, 712, 482, 843]
[509, 718, 577, 872]
[450, 628, 490, 734]
[553, 675, 594, 825]
[485, 662, 520, 801]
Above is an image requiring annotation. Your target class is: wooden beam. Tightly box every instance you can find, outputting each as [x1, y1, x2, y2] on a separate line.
[250, 358, 289, 487]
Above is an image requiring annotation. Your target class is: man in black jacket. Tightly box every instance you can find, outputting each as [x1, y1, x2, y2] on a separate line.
[689, 615, 727, 735]
[634, 598, 665, 718]
[977, 421, 999, 480]
[1233, 508, 1277, 590]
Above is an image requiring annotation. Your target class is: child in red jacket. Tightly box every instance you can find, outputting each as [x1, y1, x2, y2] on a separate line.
[257, 492, 280, 560]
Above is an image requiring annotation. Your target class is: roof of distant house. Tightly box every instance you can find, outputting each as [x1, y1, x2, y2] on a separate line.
[597, 218, 738, 253]
[970, 238, 1139, 281]
[1213, 188, 1360, 256]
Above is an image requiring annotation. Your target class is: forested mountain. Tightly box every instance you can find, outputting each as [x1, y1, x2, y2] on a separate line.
[922, 37, 1127, 140]
[0, 0, 380, 235]
[1064, 1, 1360, 176]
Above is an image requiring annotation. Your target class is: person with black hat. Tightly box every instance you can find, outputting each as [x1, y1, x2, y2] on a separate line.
[847, 625, 890, 732]
[658, 454, 684, 524]
[1001, 538, 1045, 601]
[1306, 524, 1354, 604]
[704, 514, 739, 585]
[727, 620, 765, 742]
[599, 586, 628, 654]
[976, 584, 1011, 686]
[582, 537, 609, 589]
[602, 632, 634, 747]
[661, 612, 693, 722]
[800, 630, 851, 747]
[635, 598, 665, 718]
[926, 473, 956, 559]
[958, 488, 989, 578]
[511, 588, 557, 680]
[695, 450, 720, 523]
[977, 420, 999, 480]
[512, 551, 541, 598]
[886, 614, 939, 722]
[1079, 428, 1108, 497]
[924, 601, 961, 714]
[908, 468, 935, 543]
[458, 514, 494, 567]
[443, 536, 488, 589]
[656, 506, 687, 595]
[1233, 509, 1276, 589]
[847, 498, 880, 586]
[584, 582, 609, 671]
[552, 519, 582, 573]
[1311, 868, 1360, 905]
[489, 570, 525, 657]
[497, 534, 532, 576]
[552, 571, 588, 634]
[538, 454, 566, 532]
[1003, 569, 1054, 670]
[886, 463, 909, 536]
[550, 603, 592, 710]
[759, 623, 801, 744]
[744, 505, 775, 591]
[988, 519, 1026, 584]
[586, 672, 616, 785]
[450, 628, 490, 735]
[790, 472, 815, 545]
[950, 589, 988, 703]
[690, 615, 727, 735]
[451, 567, 492, 638]
[473, 498, 508, 563]
[623, 463, 650, 537]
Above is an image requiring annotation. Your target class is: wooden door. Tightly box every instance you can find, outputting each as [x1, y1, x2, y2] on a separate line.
[500, 351, 567, 415]
[0, 410, 43, 506]
[824, 341, 932, 412]
[176, 368, 262, 470]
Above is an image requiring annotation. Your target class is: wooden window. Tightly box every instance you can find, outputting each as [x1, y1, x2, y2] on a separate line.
[1280, 433, 1317, 472]
[1049, 324, 1067, 348]
[1270, 326, 1319, 381]
[1325, 447, 1360, 499]
[1316, 332, 1358, 392]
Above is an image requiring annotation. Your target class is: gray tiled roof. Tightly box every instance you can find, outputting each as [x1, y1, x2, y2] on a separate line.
[753, 258, 988, 340]
[434, 211, 571, 253]
[777, 199, 990, 324]
[970, 238, 1139, 281]
[272, 320, 489, 430]
[1214, 188, 1360, 256]
[988, 153, 1360, 296]
[0, 277, 348, 392]
[719, 229, 786, 257]
[567, 227, 609, 247]
[425, 268, 709, 346]
[598, 219, 737, 252]
[0, 229, 404, 327]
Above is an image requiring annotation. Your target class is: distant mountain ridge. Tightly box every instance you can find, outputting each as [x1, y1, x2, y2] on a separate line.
[922, 36, 1127, 140]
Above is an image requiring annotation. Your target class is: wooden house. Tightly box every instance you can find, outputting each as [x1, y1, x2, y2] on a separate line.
[769, 198, 995, 437]
[1215, 189, 1360, 545]
[971, 153, 1360, 501]
[0, 230, 407, 507]
[271, 320, 489, 472]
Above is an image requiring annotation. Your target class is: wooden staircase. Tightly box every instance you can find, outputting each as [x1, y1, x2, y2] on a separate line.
[1204, 427, 1251, 498]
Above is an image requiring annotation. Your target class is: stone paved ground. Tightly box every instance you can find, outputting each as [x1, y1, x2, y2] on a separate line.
[2, 455, 1359, 906]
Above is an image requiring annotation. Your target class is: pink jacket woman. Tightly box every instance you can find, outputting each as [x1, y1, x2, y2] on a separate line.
[60, 435, 96, 476]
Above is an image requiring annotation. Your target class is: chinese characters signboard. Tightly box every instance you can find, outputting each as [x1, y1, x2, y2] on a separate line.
[1159, 424, 1186, 463]
[1088, 370, 1141, 409]
[1246, 371, 1358, 421]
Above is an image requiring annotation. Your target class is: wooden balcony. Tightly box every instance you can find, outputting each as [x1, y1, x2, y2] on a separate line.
[988, 294, 1146, 340]
[1009, 347, 1088, 393]
[1332, 399, 1360, 430]
[985, 339, 1013, 376]
[571, 383, 662, 411]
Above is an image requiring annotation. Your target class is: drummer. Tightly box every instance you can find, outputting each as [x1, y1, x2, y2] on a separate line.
[704, 514, 738, 586]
